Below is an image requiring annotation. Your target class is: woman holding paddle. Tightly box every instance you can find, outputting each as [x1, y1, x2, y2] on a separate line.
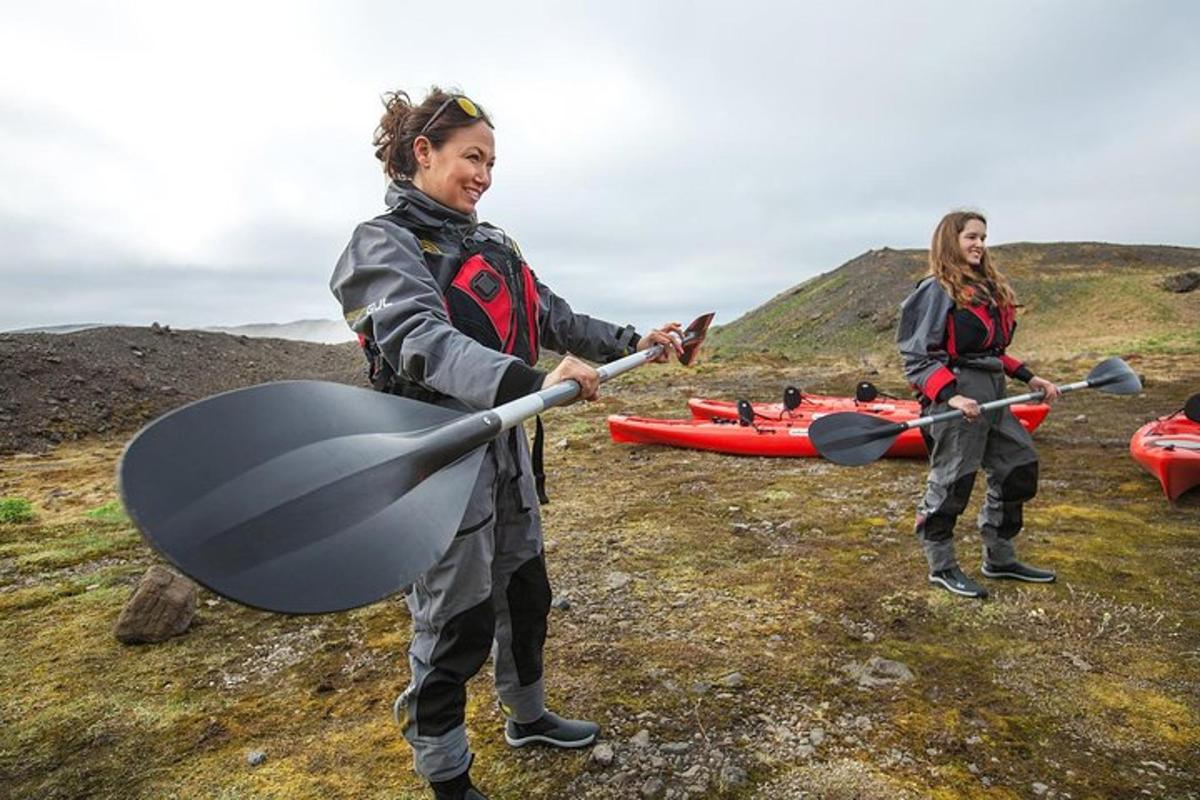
[897, 210, 1061, 599]
[330, 87, 681, 800]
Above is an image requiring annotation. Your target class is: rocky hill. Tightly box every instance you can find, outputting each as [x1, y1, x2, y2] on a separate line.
[0, 326, 364, 454]
[708, 242, 1200, 362]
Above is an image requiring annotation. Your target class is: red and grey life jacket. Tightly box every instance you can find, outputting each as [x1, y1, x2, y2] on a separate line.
[945, 297, 1018, 363]
[359, 222, 542, 397]
[444, 232, 541, 367]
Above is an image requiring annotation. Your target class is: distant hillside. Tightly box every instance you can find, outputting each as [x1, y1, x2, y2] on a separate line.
[203, 319, 354, 344]
[6, 323, 107, 335]
[709, 242, 1200, 362]
[8, 320, 355, 344]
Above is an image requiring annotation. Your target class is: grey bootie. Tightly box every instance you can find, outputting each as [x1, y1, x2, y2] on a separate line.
[505, 710, 600, 748]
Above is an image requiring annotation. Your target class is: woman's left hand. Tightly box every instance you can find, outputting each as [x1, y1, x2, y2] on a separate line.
[638, 322, 685, 363]
[1028, 376, 1062, 404]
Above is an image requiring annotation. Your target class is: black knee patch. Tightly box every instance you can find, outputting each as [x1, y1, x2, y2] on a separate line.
[506, 554, 552, 687]
[919, 472, 977, 542]
[1000, 461, 1039, 503]
[997, 502, 1024, 539]
[944, 472, 978, 514]
[418, 598, 495, 736]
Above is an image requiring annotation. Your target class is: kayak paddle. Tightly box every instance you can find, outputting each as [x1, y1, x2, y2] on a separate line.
[119, 313, 714, 614]
[809, 356, 1142, 467]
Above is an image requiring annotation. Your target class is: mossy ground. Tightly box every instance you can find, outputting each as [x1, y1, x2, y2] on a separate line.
[1, 353, 1197, 799]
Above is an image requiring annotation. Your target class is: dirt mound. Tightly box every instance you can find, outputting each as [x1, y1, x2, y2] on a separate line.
[0, 326, 364, 454]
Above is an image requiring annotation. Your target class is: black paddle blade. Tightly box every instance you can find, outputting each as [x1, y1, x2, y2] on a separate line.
[119, 381, 490, 614]
[808, 412, 906, 466]
[1086, 356, 1142, 395]
[679, 313, 715, 366]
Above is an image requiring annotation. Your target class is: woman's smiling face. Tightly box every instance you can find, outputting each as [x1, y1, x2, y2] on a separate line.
[958, 218, 987, 267]
[412, 121, 494, 214]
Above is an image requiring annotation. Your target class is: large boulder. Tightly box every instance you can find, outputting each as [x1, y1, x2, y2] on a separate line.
[1161, 270, 1200, 293]
[115, 565, 198, 644]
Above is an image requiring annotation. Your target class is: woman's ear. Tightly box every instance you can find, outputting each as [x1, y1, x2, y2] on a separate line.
[412, 136, 432, 170]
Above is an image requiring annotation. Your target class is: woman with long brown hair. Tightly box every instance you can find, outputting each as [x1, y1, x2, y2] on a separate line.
[331, 87, 682, 799]
[897, 210, 1061, 598]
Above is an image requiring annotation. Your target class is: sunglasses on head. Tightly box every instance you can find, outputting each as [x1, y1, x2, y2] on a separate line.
[419, 95, 484, 136]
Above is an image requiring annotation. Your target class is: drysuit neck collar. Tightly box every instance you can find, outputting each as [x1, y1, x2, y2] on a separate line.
[384, 180, 477, 229]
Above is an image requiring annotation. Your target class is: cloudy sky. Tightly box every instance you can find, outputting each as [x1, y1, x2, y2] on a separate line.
[2, 1, 1197, 337]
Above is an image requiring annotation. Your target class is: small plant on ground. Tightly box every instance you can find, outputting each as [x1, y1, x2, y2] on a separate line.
[0, 497, 34, 524]
[85, 500, 129, 524]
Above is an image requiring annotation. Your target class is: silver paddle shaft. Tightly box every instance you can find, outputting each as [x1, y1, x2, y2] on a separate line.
[491, 339, 679, 431]
[901, 379, 1092, 432]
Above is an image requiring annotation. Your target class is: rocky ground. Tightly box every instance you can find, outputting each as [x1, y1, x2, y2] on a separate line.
[1, 331, 1198, 799]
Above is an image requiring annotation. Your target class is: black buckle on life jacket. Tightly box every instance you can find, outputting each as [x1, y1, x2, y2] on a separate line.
[470, 270, 501, 301]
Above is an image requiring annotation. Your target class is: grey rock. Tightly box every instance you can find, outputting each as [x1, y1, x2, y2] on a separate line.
[115, 565, 197, 644]
[720, 764, 748, 788]
[247, 750, 267, 766]
[720, 672, 745, 689]
[841, 655, 915, 688]
[591, 742, 615, 766]
[605, 571, 632, 591]
[809, 727, 826, 745]
[1032, 782, 1048, 796]
[551, 596, 571, 611]
[1063, 651, 1093, 672]
[641, 777, 666, 799]
[1162, 270, 1200, 293]
[663, 741, 691, 755]
[631, 729, 651, 748]
[679, 765, 702, 780]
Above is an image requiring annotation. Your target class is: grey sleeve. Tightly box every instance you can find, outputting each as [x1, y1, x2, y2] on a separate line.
[895, 279, 958, 402]
[330, 219, 544, 409]
[534, 272, 640, 363]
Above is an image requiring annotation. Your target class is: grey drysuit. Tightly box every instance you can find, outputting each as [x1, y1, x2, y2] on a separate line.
[331, 181, 640, 782]
[897, 277, 1040, 572]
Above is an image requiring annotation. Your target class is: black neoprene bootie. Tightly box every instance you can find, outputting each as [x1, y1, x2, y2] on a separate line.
[505, 711, 600, 748]
[430, 768, 489, 800]
[928, 566, 988, 599]
[982, 560, 1056, 583]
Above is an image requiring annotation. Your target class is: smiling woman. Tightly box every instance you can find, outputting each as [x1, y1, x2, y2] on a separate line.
[372, 90, 496, 214]
[329, 86, 682, 800]
[897, 210, 1063, 600]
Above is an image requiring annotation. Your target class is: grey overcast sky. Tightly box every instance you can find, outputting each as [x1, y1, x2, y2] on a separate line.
[2, 1, 1198, 336]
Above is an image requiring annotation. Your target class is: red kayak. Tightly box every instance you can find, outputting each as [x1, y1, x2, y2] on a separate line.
[1130, 406, 1200, 500]
[608, 410, 928, 458]
[688, 395, 1051, 434]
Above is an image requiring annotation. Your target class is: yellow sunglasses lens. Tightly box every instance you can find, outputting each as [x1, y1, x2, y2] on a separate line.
[455, 97, 480, 118]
